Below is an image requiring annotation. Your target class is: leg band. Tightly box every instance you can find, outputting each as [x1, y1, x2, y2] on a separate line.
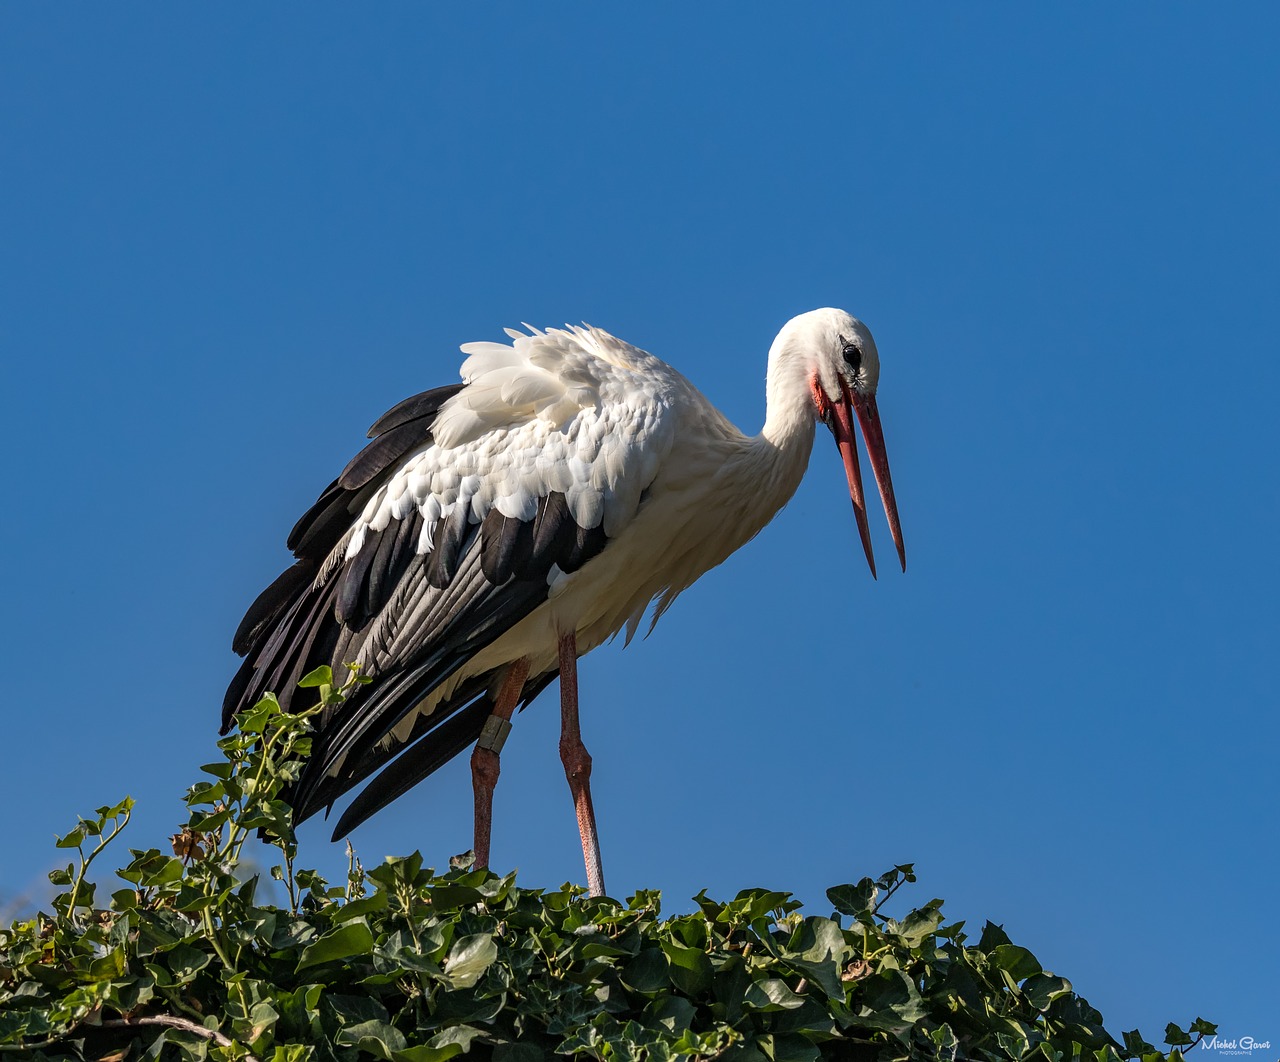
[477, 714, 512, 754]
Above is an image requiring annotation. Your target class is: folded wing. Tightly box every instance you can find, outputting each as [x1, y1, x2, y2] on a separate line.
[224, 326, 677, 831]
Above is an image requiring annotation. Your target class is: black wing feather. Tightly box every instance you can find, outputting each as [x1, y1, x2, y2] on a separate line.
[366, 384, 468, 438]
[222, 574, 341, 732]
[340, 420, 435, 491]
[232, 560, 315, 656]
[368, 509, 422, 617]
[481, 508, 536, 583]
[335, 530, 382, 628]
[286, 478, 348, 557]
[565, 522, 609, 573]
[527, 492, 577, 575]
[426, 502, 472, 589]
[262, 578, 343, 709]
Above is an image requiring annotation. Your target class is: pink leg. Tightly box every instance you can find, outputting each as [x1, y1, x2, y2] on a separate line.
[471, 658, 530, 871]
[558, 631, 606, 897]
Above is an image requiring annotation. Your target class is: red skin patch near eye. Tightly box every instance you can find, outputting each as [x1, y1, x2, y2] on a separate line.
[809, 373, 831, 419]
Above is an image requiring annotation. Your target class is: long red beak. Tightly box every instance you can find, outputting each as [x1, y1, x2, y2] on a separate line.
[829, 387, 906, 579]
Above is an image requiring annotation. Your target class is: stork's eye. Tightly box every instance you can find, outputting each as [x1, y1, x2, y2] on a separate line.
[839, 334, 862, 375]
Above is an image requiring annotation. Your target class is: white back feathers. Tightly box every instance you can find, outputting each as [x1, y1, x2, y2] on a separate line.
[352, 326, 678, 563]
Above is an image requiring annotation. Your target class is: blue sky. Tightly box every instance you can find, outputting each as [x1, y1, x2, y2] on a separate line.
[2, 3, 1276, 1045]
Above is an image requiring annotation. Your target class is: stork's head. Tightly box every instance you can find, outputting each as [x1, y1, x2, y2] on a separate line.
[775, 307, 905, 579]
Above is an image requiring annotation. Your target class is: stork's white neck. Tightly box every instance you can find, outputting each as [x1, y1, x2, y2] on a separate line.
[763, 339, 817, 442]
[759, 334, 819, 483]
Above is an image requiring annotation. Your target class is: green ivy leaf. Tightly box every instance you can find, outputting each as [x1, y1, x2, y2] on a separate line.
[331, 889, 389, 923]
[650, 995, 697, 1034]
[298, 665, 335, 688]
[660, 938, 713, 996]
[743, 978, 806, 1011]
[339, 1019, 408, 1060]
[424, 883, 484, 911]
[55, 825, 87, 849]
[443, 933, 497, 989]
[1022, 973, 1072, 1010]
[896, 901, 944, 947]
[978, 921, 1013, 951]
[621, 947, 670, 994]
[781, 918, 849, 1002]
[394, 1024, 485, 1062]
[990, 944, 1043, 981]
[297, 919, 375, 970]
[164, 941, 212, 984]
[826, 878, 877, 917]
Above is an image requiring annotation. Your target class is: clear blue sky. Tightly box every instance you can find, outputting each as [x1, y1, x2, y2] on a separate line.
[2, 3, 1276, 1046]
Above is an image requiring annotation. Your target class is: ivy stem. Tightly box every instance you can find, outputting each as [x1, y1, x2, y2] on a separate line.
[66, 807, 132, 927]
[201, 906, 236, 972]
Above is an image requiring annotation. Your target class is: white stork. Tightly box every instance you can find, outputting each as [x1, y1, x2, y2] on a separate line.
[225, 308, 905, 897]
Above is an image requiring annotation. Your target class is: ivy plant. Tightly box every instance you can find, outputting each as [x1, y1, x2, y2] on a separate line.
[0, 675, 1215, 1061]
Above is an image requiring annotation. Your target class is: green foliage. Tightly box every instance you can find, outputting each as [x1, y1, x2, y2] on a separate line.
[0, 681, 1214, 1061]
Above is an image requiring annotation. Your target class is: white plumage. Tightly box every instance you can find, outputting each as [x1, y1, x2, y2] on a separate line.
[225, 307, 905, 896]
[393, 329, 670, 531]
